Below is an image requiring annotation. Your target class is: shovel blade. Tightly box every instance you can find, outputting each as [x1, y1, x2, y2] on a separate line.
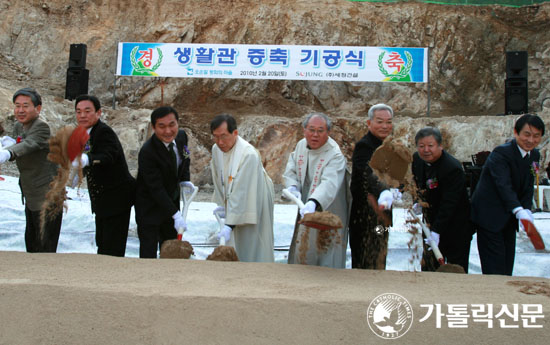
[521, 219, 545, 250]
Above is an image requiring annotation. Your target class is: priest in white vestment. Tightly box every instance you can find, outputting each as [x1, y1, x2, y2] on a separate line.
[283, 112, 350, 268]
[210, 114, 275, 262]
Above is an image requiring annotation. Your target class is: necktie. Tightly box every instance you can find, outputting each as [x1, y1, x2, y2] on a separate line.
[168, 143, 177, 173]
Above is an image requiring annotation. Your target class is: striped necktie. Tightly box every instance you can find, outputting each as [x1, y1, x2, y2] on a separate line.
[168, 142, 177, 173]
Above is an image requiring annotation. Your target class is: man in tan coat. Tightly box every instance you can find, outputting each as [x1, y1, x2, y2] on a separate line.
[283, 112, 350, 268]
[0, 88, 62, 252]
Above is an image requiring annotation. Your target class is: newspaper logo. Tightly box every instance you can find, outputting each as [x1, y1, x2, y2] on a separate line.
[367, 293, 413, 339]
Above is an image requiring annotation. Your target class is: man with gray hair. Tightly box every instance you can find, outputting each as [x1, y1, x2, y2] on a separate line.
[349, 103, 394, 269]
[283, 112, 350, 268]
[412, 127, 473, 272]
[0, 88, 62, 252]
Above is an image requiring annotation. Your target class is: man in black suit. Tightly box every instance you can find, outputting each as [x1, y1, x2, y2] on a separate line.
[471, 114, 544, 275]
[135, 106, 192, 258]
[349, 103, 394, 269]
[412, 127, 473, 273]
[73, 95, 136, 257]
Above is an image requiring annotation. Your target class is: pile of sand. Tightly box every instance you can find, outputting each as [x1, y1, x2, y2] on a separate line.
[0, 251, 547, 344]
[206, 245, 239, 261]
[159, 240, 194, 259]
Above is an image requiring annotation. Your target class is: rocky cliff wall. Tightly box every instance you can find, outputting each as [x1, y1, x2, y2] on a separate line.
[1, 0, 550, 186]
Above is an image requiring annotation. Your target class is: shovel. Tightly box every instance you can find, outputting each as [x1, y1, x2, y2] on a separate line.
[205, 208, 239, 261]
[0, 141, 4, 181]
[282, 188, 342, 230]
[213, 208, 237, 247]
[177, 183, 198, 240]
[214, 209, 227, 246]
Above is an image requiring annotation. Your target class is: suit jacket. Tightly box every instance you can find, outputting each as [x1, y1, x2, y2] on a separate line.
[412, 150, 473, 245]
[349, 132, 387, 233]
[83, 120, 136, 217]
[471, 139, 539, 232]
[135, 129, 191, 225]
[9, 118, 58, 211]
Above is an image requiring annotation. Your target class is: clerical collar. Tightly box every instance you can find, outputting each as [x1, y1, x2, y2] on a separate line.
[517, 144, 529, 158]
[367, 131, 383, 145]
[223, 142, 237, 155]
[306, 140, 329, 151]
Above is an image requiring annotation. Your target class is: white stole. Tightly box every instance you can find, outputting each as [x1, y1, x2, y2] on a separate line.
[213, 136, 247, 207]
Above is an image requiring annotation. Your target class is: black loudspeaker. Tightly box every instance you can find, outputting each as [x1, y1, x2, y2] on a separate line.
[65, 68, 89, 100]
[505, 78, 528, 114]
[506, 51, 527, 79]
[69, 43, 87, 69]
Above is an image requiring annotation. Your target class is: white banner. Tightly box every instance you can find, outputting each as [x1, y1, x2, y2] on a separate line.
[116, 42, 428, 83]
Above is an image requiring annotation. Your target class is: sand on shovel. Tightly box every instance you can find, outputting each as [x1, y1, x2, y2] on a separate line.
[369, 136, 413, 189]
[300, 211, 342, 230]
[40, 126, 75, 236]
[159, 240, 194, 259]
[207, 246, 239, 261]
[435, 264, 466, 274]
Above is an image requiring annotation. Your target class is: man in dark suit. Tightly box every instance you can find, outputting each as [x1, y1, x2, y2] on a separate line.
[412, 127, 473, 273]
[72, 95, 136, 257]
[471, 114, 544, 275]
[135, 106, 192, 258]
[0, 88, 61, 252]
[349, 103, 394, 269]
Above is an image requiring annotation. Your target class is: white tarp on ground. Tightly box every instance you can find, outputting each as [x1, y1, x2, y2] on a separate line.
[0, 175, 548, 277]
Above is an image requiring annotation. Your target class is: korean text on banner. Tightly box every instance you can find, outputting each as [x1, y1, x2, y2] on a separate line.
[116, 42, 428, 83]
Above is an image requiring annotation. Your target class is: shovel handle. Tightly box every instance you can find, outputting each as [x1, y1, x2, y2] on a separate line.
[214, 209, 227, 246]
[177, 227, 185, 241]
[408, 208, 445, 265]
[182, 185, 198, 221]
[282, 188, 305, 209]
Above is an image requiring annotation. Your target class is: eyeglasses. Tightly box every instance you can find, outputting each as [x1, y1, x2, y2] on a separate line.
[211, 133, 232, 142]
[305, 128, 327, 135]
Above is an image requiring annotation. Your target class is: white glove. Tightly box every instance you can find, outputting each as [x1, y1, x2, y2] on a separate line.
[180, 181, 195, 193]
[300, 200, 316, 218]
[424, 231, 440, 250]
[286, 185, 301, 200]
[515, 208, 534, 223]
[70, 172, 80, 188]
[412, 203, 423, 215]
[172, 211, 187, 232]
[0, 149, 11, 164]
[217, 225, 232, 242]
[213, 206, 226, 218]
[1, 136, 16, 148]
[378, 189, 394, 210]
[390, 188, 402, 203]
[71, 153, 89, 168]
[516, 208, 534, 232]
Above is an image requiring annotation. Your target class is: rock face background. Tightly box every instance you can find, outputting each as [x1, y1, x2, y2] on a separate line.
[1, 0, 550, 186]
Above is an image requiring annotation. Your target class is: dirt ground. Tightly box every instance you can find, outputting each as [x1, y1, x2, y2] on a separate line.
[0, 251, 548, 345]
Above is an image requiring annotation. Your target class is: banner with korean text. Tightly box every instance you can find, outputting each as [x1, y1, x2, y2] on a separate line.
[116, 42, 428, 83]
